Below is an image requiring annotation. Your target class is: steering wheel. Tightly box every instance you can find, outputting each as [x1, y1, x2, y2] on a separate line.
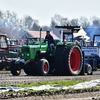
[44, 39, 49, 44]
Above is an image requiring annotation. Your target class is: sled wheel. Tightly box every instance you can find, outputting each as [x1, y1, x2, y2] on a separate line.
[85, 64, 93, 75]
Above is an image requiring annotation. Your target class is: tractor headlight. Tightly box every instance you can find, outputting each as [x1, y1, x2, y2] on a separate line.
[27, 54, 30, 56]
[22, 54, 24, 56]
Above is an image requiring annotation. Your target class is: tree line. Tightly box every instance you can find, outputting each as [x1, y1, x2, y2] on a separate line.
[0, 10, 100, 39]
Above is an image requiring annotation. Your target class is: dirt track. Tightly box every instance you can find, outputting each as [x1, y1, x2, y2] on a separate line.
[0, 71, 100, 85]
[2, 92, 99, 100]
[1, 71, 100, 100]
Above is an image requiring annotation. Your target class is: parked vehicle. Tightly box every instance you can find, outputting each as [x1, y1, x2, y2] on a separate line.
[82, 35, 100, 74]
[0, 34, 9, 70]
[0, 38, 22, 71]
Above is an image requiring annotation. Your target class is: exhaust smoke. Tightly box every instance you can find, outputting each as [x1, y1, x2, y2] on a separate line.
[73, 28, 90, 41]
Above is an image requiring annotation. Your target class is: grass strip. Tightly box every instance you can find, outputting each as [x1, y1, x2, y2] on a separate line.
[0, 80, 88, 88]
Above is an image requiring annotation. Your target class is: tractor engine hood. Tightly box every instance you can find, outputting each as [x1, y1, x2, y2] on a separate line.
[22, 44, 48, 50]
[21, 44, 48, 60]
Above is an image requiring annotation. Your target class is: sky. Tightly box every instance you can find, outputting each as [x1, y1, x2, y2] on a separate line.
[0, 0, 100, 26]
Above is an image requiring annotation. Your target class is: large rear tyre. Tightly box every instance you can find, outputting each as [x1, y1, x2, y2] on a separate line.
[53, 46, 65, 75]
[38, 59, 49, 76]
[64, 45, 83, 75]
[11, 61, 21, 76]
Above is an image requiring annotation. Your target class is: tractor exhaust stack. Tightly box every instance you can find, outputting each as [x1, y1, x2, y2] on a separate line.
[40, 28, 42, 51]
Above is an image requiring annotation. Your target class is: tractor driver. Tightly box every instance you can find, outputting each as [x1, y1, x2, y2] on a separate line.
[44, 31, 55, 52]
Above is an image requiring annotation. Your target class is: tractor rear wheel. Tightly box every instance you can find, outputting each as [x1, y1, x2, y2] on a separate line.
[11, 61, 21, 76]
[64, 45, 83, 75]
[53, 46, 66, 75]
[38, 59, 49, 76]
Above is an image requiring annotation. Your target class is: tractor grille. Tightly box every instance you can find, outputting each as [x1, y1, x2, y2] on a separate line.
[21, 48, 25, 52]
[31, 48, 35, 53]
[26, 48, 29, 53]
[21, 48, 30, 53]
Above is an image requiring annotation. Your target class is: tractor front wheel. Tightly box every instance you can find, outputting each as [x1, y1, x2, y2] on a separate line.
[38, 59, 49, 76]
[11, 61, 21, 76]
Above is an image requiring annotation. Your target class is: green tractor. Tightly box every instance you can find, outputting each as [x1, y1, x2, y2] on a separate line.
[11, 26, 84, 76]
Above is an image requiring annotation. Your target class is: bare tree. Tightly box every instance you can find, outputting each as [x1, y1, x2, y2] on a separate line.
[22, 15, 33, 30]
[70, 18, 79, 26]
[50, 18, 57, 28]
[51, 14, 69, 26]
[2, 11, 19, 29]
[79, 16, 90, 28]
[91, 16, 100, 27]
[0, 11, 20, 38]
[31, 22, 40, 31]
